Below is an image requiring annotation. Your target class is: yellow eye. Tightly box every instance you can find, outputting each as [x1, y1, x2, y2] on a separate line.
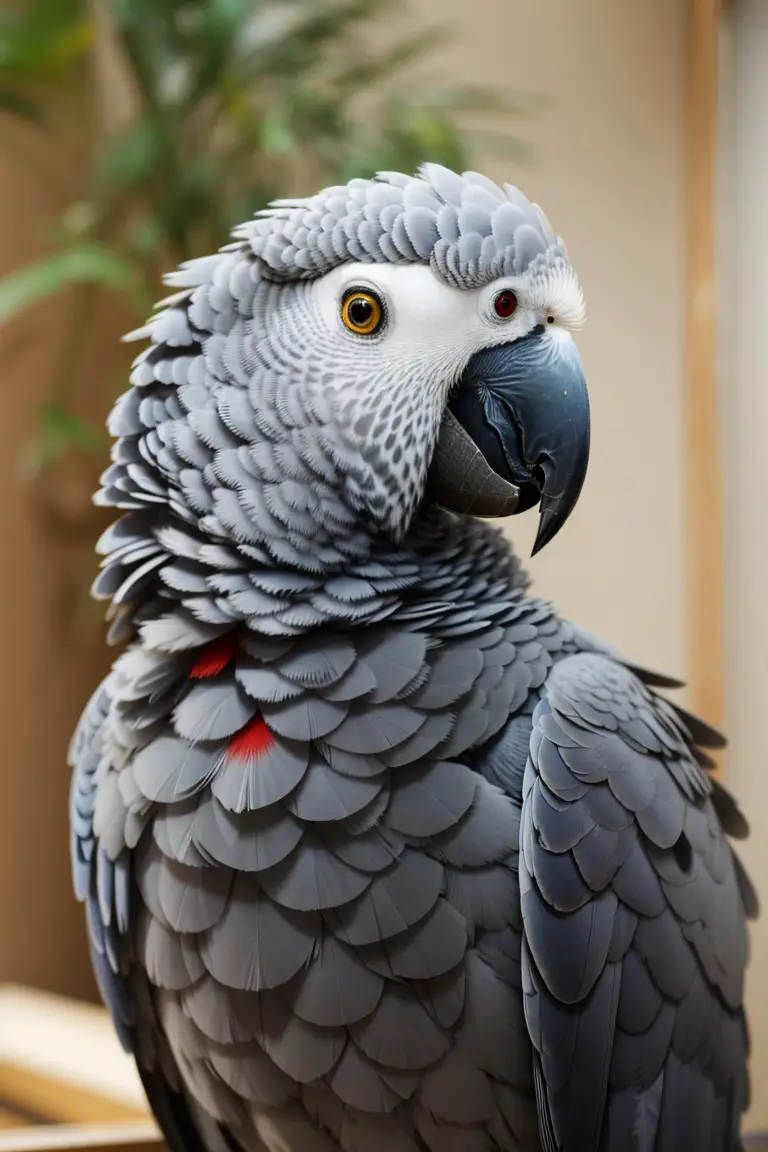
[341, 289, 384, 336]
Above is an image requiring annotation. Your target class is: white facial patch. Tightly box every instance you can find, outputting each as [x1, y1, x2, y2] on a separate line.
[311, 262, 585, 382]
[527, 264, 586, 330]
[312, 263, 487, 386]
[276, 259, 585, 537]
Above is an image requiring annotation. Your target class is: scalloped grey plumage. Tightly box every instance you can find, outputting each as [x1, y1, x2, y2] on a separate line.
[228, 163, 567, 290]
[69, 164, 754, 1152]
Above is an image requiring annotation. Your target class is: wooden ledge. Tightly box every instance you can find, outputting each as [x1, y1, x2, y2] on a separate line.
[0, 1123, 161, 1152]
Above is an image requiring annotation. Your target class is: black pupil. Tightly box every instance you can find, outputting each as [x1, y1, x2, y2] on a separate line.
[349, 297, 373, 326]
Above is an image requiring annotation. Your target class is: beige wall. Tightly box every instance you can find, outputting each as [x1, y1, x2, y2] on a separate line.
[436, 0, 688, 678]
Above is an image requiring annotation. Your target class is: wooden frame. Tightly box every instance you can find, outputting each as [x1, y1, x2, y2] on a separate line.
[685, 0, 726, 732]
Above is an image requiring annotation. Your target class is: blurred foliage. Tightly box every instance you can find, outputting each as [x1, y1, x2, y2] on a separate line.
[0, 0, 93, 123]
[0, 0, 530, 469]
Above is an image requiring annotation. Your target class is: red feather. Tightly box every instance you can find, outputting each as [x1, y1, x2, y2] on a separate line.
[190, 632, 238, 679]
[227, 717, 275, 762]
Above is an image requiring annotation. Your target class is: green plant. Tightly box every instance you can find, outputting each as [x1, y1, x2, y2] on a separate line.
[0, 0, 92, 123]
[1, 0, 530, 468]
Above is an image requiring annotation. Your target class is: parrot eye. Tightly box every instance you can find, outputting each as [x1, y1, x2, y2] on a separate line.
[493, 290, 518, 319]
[341, 288, 385, 336]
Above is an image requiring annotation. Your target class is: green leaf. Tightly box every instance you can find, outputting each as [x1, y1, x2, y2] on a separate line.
[127, 215, 167, 259]
[25, 402, 105, 475]
[95, 120, 166, 193]
[468, 129, 534, 164]
[260, 109, 296, 156]
[332, 26, 447, 94]
[0, 245, 149, 326]
[405, 80, 534, 117]
[0, 89, 47, 123]
[0, 0, 92, 81]
[59, 201, 99, 238]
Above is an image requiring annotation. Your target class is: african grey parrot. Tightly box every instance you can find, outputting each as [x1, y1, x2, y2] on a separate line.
[69, 164, 756, 1152]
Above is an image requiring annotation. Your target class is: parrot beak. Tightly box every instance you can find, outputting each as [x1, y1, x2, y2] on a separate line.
[426, 327, 590, 555]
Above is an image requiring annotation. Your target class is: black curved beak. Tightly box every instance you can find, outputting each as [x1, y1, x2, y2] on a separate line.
[427, 327, 590, 555]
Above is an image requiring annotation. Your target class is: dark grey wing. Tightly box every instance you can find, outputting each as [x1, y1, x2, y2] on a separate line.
[68, 677, 237, 1152]
[520, 652, 754, 1152]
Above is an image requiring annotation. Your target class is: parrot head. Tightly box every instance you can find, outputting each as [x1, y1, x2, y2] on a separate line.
[166, 164, 589, 558]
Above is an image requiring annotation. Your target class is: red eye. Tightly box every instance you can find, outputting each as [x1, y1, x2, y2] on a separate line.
[493, 290, 518, 319]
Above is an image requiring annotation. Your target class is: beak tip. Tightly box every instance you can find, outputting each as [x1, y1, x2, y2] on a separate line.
[531, 507, 562, 556]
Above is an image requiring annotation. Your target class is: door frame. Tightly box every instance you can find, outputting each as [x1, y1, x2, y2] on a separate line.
[684, 0, 726, 732]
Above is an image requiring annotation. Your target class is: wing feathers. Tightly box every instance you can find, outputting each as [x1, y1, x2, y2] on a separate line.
[521, 653, 751, 1151]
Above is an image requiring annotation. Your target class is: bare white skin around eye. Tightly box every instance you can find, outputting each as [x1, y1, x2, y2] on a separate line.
[310, 261, 584, 382]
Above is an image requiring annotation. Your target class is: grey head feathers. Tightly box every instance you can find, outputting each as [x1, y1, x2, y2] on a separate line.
[231, 163, 569, 292]
[96, 165, 584, 637]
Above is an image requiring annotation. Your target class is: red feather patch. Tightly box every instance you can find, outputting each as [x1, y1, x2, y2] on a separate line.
[227, 717, 275, 762]
[190, 632, 238, 679]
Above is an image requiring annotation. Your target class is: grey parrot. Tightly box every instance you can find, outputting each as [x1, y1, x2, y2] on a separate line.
[69, 164, 756, 1152]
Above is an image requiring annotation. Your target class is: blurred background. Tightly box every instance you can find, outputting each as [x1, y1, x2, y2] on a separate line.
[1, 0, 766, 1139]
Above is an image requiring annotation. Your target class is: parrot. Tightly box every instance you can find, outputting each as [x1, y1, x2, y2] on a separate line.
[69, 164, 757, 1152]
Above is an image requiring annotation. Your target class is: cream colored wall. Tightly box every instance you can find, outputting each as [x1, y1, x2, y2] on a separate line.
[435, 0, 688, 677]
[720, 0, 768, 1129]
